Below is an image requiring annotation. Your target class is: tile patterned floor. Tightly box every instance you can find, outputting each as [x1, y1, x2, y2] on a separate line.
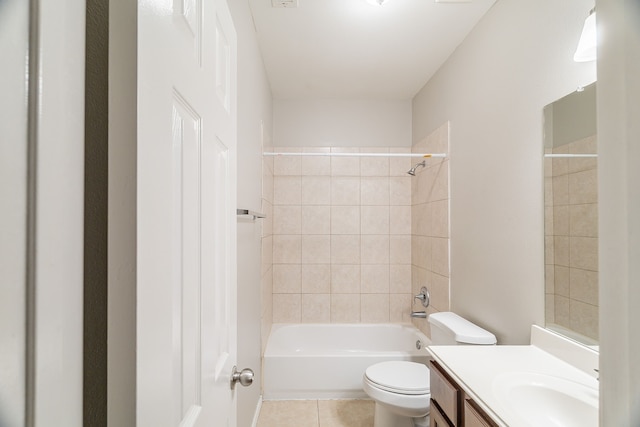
[257, 399, 375, 427]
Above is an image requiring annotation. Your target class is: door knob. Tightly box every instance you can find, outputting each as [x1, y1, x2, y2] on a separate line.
[230, 366, 254, 389]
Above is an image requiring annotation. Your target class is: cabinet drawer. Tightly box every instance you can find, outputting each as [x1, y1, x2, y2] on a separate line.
[429, 361, 460, 425]
[430, 399, 454, 427]
[464, 399, 498, 427]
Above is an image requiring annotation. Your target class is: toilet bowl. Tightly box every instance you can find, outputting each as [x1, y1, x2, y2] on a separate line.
[362, 361, 430, 427]
[363, 312, 497, 427]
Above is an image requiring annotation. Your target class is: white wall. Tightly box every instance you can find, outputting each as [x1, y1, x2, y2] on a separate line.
[412, 0, 596, 344]
[228, 2, 273, 426]
[274, 99, 411, 148]
[596, 0, 640, 424]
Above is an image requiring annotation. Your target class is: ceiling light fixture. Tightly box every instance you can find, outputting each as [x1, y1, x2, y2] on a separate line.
[366, 0, 388, 6]
[574, 8, 597, 62]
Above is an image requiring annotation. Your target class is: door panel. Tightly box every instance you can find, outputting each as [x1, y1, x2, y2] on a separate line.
[138, 0, 237, 425]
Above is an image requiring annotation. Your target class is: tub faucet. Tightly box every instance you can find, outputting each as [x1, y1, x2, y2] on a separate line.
[410, 311, 427, 318]
[414, 287, 430, 308]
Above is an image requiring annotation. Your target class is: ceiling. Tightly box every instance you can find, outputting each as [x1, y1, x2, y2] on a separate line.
[249, 0, 497, 100]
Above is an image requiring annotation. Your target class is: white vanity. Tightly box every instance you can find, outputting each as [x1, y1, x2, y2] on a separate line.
[427, 325, 599, 427]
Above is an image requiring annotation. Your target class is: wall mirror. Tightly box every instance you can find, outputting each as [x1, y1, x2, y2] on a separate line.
[543, 82, 598, 348]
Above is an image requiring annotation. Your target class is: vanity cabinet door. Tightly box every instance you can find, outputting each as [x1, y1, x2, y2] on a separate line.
[463, 399, 498, 427]
[430, 399, 454, 427]
[429, 360, 460, 426]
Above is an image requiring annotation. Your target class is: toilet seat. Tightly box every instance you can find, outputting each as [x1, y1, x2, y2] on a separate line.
[364, 361, 430, 395]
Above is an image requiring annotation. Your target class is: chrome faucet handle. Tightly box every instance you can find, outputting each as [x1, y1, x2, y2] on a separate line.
[414, 286, 430, 308]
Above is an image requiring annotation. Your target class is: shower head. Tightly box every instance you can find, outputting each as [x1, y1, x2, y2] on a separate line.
[407, 160, 426, 176]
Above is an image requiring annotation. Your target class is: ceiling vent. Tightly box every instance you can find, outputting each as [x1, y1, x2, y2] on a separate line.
[272, 0, 298, 7]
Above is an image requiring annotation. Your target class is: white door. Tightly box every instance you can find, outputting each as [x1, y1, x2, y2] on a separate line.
[137, 0, 238, 425]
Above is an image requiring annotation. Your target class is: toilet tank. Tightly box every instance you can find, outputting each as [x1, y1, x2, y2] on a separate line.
[427, 312, 497, 345]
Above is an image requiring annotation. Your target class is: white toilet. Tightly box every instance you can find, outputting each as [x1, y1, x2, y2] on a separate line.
[362, 312, 497, 427]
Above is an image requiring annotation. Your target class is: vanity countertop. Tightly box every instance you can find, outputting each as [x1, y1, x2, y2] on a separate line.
[427, 327, 599, 427]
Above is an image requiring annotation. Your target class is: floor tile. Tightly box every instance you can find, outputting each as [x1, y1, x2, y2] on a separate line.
[257, 400, 319, 427]
[318, 400, 375, 427]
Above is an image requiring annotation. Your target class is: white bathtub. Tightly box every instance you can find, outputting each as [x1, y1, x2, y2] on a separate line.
[263, 323, 431, 400]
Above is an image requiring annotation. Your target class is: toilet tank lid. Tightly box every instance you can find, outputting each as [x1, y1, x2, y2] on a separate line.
[428, 312, 497, 345]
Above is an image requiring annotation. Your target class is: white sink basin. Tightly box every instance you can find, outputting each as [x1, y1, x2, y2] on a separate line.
[493, 372, 598, 427]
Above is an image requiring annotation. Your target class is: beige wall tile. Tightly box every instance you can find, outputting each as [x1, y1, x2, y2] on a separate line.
[570, 236, 598, 271]
[390, 235, 411, 264]
[569, 168, 598, 205]
[331, 264, 361, 294]
[274, 176, 302, 205]
[413, 203, 430, 237]
[544, 177, 553, 207]
[273, 264, 302, 293]
[331, 147, 360, 177]
[273, 235, 301, 264]
[554, 265, 569, 297]
[390, 294, 412, 323]
[389, 176, 412, 205]
[273, 294, 302, 323]
[545, 294, 555, 324]
[361, 206, 389, 234]
[416, 164, 437, 203]
[361, 294, 390, 322]
[361, 264, 389, 293]
[302, 264, 331, 294]
[554, 295, 570, 328]
[361, 177, 390, 205]
[569, 300, 598, 341]
[390, 264, 411, 294]
[544, 206, 554, 236]
[553, 236, 569, 267]
[412, 235, 431, 269]
[552, 175, 569, 206]
[390, 205, 411, 235]
[389, 148, 412, 177]
[302, 235, 331, 264]
[545, 264, 555, 294]
[273, 206, 302, 235]
[331, 235, 360, 264]
[331, 206, 360, 235]
[302, 147, 331, 176]
[569, 203, 598, 237]
[430, 161, 449, 202]
[552, 144, 569, 176]
[430, 273, 450, 312]
[331, 294, 360, 323]
[301, 176, 331, 205]
[302, 205, 331, 235]
[361, 235, 390, 264]
[262, 199, 273, 238]
[570, 268, 598, 306]
[545, 236, 555, 265]
[431, 237, 449, 277]
[553, 205, 569, 236]
[431, 200, 449, 238]
[331, 177, 360, 205]
[273, 147, 301, 176]
[568, 135, 597, 173]
[361, 148, 390, 177]
[302, 294, 331, 323]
